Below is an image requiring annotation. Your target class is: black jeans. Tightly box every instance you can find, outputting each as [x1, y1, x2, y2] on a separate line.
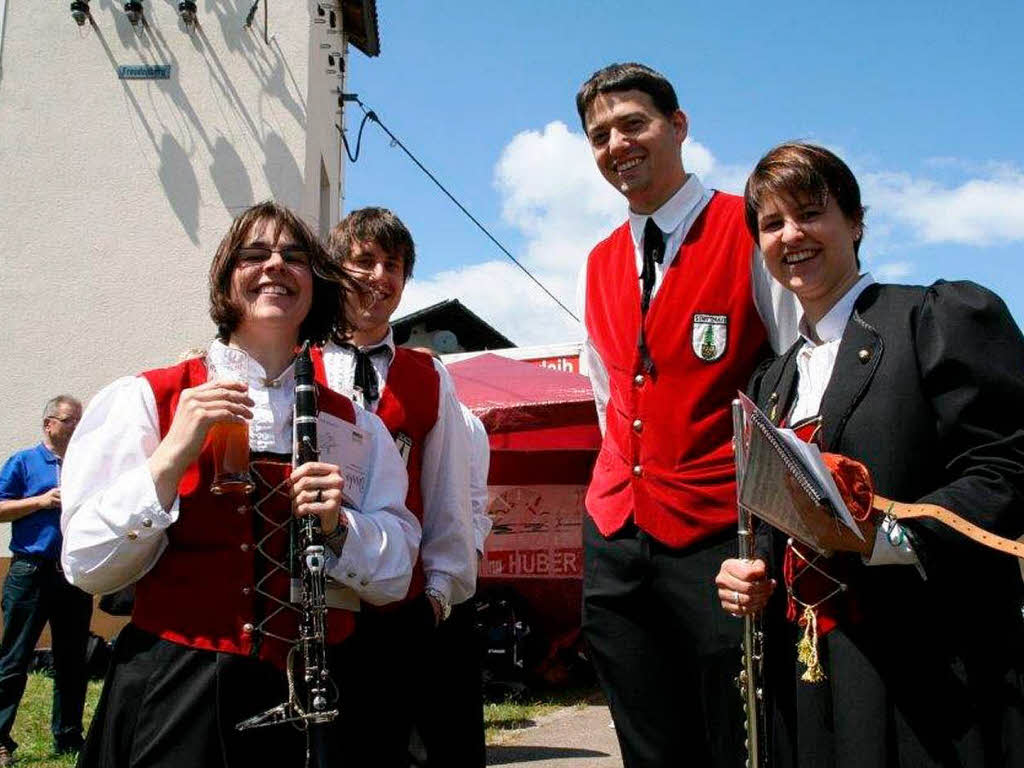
[0, 554, 93, 751]
[416, 599, 486, 767]
[582, 516, 746, 768]
[329, 593, 439, 768]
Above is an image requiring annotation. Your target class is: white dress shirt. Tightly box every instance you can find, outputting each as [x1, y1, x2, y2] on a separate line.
[60, 339, 421, 605]
[576, 175, 801, 433]
[322, 332, 476, 606]
[460, 405, 492, 557]
[787, 274, 919, 569]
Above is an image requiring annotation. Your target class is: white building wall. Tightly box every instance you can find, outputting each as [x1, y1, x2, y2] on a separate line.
[0, 1, 346, 552]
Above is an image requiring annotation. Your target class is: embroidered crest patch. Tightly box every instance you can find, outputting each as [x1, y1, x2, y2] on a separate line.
[691, 313, 728, 362]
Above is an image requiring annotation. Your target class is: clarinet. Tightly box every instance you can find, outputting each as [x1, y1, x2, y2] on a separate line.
[732, 399, 766, 768]
[237, 341, 338, 739]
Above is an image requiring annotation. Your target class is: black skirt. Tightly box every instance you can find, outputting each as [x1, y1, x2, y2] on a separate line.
[764, 591, 1024, 768]
[78, 624, 339, 768]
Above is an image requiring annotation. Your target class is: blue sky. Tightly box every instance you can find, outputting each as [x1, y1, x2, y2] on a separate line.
[343, 1, 1024, 346]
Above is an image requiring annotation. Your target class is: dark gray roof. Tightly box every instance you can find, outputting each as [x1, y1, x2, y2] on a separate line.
[392, 299, 515, 351]
[343, 0, 380, 57]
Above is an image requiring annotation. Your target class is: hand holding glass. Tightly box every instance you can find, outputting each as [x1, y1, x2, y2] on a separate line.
[208, 348, 255, 495]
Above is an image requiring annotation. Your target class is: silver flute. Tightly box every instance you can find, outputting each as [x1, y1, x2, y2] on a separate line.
[732, 399, 766, 768]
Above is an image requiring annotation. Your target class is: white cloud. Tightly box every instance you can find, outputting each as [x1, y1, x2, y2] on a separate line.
[399, 122, 745, 346]
[401, 121, 1024, 347]
[683, 138, 750, 194]
[494, 121, 622, 274]
[397, 260, 581, 346]
[874, 261, 914, 281]
[863, 168, 1024, 246]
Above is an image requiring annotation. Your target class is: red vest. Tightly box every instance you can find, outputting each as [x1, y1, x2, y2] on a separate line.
[312, 344, 439, 602]
[133, 357, 357, 668]
[375, 348, 439, 601]
[584, 192, 769, 548]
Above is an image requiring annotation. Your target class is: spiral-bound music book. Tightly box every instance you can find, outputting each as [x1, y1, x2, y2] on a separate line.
[736, 393, 870, 557]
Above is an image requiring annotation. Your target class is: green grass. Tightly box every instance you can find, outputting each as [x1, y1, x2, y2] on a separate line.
[11, 672, 597, 760]
[10, 674, 103, 767]
[484, 685, 601, 742]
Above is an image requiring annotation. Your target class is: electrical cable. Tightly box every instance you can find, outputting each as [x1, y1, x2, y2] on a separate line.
[337, 97, 580, 324]
[335, 110, 373, 164]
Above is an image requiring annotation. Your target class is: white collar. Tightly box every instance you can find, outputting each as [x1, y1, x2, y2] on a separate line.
[627, 174, 707, 246]
[357, 327, 395, 356]
[799, 273, 876, 346]
[330, 327, 395, 359]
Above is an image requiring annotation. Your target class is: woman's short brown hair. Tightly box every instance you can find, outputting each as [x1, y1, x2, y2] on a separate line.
[208, 201, 350, 344]
[744, 142, 866, 256]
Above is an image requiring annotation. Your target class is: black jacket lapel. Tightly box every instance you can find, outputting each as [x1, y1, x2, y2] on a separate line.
[760, 343, 801, 426]
[819, 306, 883, 449]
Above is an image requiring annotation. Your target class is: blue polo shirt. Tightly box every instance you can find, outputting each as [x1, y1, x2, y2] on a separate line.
[0, 443, 63, 560]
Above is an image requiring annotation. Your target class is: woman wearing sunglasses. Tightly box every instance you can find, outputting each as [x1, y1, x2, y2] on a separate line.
[60, 201, 419, 767]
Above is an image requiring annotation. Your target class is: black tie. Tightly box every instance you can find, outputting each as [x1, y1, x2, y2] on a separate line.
[640, 217, 665, 314]
[638, 218, 664, 374]
[344, 344, 391, 406]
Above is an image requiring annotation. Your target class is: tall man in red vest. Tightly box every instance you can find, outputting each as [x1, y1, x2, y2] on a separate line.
[576, 63, 798, 767]
[321, 208, 480, 767]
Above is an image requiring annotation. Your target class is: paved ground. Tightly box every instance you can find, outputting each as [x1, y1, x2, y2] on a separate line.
[486, 703, 622, 767]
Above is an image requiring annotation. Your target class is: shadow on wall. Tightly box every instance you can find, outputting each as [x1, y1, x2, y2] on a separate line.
[211, 136, 255, 212]
[207, 0, 307, 127]
[263, 131, 303, 204]
[159, 134, 201, 243]
[88, 0, 305, 240]
[89, 20, 198, 243]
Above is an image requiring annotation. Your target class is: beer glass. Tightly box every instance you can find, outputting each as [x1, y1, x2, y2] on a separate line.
[208, 347, 255, 495]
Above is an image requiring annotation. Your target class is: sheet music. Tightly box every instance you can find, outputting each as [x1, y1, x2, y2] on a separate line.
[738, 393, 863, 540]
[317, 411, 371, 511]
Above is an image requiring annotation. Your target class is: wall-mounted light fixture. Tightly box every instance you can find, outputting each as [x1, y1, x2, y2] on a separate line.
[70, 0, 90, 26]
[123, 1, 144, 25]
[178, 1, 197, 26]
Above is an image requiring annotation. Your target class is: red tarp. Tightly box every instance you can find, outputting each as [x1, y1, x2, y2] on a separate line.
[448, 354, 600, 661]
[448, 353, 600, 452]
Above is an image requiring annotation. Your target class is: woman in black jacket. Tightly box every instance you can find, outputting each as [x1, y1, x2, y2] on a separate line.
[716, 142, 1024, 767]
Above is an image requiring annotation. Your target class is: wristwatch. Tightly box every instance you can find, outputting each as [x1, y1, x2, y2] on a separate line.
[424, 587, 451, 622]
[323, 524, 348, 557]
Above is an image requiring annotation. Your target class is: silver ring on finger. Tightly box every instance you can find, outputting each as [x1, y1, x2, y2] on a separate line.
[733, 590, 741, 606]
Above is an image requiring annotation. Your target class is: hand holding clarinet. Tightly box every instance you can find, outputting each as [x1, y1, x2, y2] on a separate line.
[236, 341, 341, 741]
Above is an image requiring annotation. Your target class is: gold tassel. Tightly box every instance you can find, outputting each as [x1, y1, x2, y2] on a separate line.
[796, 605, 826, 683]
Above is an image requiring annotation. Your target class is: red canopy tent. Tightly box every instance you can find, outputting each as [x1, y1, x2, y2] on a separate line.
[447, 354, 600, 670]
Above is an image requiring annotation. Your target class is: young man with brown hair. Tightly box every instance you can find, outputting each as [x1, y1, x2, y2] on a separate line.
[322, 207, 480, 767]
[576, 62, 798, 767]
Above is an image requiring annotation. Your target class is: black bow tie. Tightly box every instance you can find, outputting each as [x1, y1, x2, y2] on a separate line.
[343, 344, 391, 405]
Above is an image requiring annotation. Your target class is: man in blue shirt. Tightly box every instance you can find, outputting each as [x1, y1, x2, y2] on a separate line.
[0, 395, 93, 765]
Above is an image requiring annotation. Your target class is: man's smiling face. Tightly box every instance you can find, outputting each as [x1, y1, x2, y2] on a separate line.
[585, 89, 688, 214]
[343, 239, 406, 344]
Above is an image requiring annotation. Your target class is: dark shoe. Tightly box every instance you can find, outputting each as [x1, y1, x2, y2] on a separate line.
[54, 735, 84, 755]
[0, 744, 14, 767]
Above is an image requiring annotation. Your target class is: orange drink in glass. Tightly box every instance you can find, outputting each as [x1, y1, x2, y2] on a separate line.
[209, 420, 254, 494]
[208, 346, 255, 495]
